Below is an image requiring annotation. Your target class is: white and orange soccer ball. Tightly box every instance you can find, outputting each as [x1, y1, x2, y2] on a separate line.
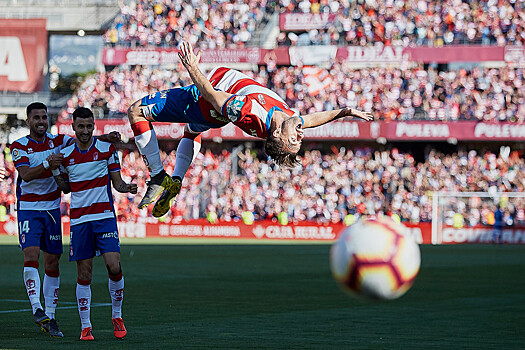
[330, 216, 421, 300]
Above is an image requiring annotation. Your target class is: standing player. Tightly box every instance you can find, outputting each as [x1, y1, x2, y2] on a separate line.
[50, 107, 136, 341]
[127, 41, 373, 217]
[10, 102, 120, 337]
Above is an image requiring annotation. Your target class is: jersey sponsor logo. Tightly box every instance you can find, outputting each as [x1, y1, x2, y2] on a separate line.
[12, 149, 21, 161]
[225, 96, 245, 122]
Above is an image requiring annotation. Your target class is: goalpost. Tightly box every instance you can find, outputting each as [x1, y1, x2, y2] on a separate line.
[431, 192, 525, 244]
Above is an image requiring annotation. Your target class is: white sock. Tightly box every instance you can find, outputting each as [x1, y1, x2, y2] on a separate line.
[76, 283, 92, 329]
[43, 274, 59, 319]
[172, 137, 201, 179]
[134, 128, 164, 176]
[23, 267, 42, 313]
[108, 276, 124, 319]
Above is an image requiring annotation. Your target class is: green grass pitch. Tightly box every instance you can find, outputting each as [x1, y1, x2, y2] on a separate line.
[0, 236, 524, 349]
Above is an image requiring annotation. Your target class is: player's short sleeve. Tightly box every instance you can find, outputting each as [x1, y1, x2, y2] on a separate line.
[222, 95, 249, 123]
[107, 144, 121, 172]
[10, 142, 29, 168]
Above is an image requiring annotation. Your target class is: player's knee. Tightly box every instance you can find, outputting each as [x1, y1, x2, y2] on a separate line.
[23, 247, 40, 262]
[77, 269, 92, 281]
[106, 261, 121, 276]
[127, 101, 143, 124]
[44, 255, 60, 271]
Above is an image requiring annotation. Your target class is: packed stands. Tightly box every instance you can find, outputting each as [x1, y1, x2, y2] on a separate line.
[104, 0, 272, 48]
[2, 143, 523, 226]
[59, 64, 525, 122]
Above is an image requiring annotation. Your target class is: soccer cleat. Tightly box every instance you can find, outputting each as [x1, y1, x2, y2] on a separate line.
[138, 170, 173, 209]
[80, 327, 94, 341]
[112, 318, 127, 339]
[48, 319, 64, 337]
[152, 176, 181, 217]
[34, 308, 50, 332]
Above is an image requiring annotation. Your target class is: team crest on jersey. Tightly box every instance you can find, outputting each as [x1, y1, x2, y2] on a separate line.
[48, 140, 54, 148]
[258, 94, 266, 105]
[93, 152, 98, 161]
[225, 96, 245, 122]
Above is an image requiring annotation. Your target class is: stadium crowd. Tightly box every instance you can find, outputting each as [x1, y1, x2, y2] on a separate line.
[103, 0, 525, 48]
[58, 64, 525, 123]
[104, 0, 271, 48]
[277, 0, 525, 47]
[1, 143, 523, 227]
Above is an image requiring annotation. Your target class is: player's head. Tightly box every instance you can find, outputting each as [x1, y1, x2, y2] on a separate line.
[72, 107, 95, 145]
[26, 102, 48, 138]
[265, 115, 304, 167]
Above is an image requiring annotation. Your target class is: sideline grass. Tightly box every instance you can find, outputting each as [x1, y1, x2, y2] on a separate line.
[0, 242, 524, 349]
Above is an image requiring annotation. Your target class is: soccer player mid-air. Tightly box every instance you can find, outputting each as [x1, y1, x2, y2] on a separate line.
[50, 107, 137, 341]
[127, 41, 373, 217]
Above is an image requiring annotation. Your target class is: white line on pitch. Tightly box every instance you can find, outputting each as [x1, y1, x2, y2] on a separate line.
[0, 303, 112, 314]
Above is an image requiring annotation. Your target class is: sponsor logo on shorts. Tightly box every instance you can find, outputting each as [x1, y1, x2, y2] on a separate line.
[49, 235, 61, 241]
[101, 231, 119, 239]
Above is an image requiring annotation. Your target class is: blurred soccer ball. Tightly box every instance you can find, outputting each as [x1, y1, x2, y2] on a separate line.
[330, 216, 421, 300]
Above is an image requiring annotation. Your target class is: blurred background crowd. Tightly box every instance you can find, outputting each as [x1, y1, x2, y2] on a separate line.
[58, 64, 525, 123]
[1, 143, 523, 227]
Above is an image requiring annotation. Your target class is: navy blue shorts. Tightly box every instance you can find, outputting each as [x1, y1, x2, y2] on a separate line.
[18, 209, 62, 254]
[69, 218, 120, 261]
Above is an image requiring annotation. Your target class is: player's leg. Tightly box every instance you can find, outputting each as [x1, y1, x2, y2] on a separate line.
[103, 252, 127, 339]
[41, 208, 63, 337]
[70, 222, 95, 340]
[128, 99, 172, 208]
[152, 129, 202, 217]
[95, 218, 127, 338]
[76, 259, 94, 340]
[18, 211, 49, 331]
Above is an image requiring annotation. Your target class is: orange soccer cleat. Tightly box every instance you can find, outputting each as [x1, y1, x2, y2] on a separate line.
[112, 318, 127, 339]
[80, 327, 94, 341]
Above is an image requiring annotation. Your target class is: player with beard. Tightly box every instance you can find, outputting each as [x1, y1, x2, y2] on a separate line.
[50, 107, 136, 340]
[10, 102, 120, 338]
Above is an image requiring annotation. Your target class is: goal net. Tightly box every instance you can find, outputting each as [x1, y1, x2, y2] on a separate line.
[431, 192, 525, 244]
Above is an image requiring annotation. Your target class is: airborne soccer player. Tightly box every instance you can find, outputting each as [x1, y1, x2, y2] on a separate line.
[50, 107, 137, 341]
[128, 41, 374, 217]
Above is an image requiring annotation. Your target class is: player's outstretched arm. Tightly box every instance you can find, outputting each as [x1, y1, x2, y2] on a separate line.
[302, 107, 373, 129]
[97, 131, 121, 144]
[178, 41, 233, 114]
[110, 171, 138, 194]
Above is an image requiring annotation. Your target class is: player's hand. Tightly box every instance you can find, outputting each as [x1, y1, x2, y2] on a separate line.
[107, 131, 121, 143]
[47, 154, 64, 170]
[128, 183, 138, 194]
[342, 108, 374, 121]
[178, 41, 201, 69]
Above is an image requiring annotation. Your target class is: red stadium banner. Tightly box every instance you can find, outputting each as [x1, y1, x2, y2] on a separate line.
[103, 47, 291, 66]
[55, 120, 525, 142]
[279, 13, 338, 31]
[3, 216, 524, 245]
[0, 19, 47, 92]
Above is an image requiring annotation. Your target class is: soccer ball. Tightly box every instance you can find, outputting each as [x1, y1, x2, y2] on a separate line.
[330, 216, 421, 300]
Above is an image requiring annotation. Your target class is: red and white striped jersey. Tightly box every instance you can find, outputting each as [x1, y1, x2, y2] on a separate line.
[11, 133, 72, 211]
[206, 67, 298, 138]
[60, 139, 120, 226]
